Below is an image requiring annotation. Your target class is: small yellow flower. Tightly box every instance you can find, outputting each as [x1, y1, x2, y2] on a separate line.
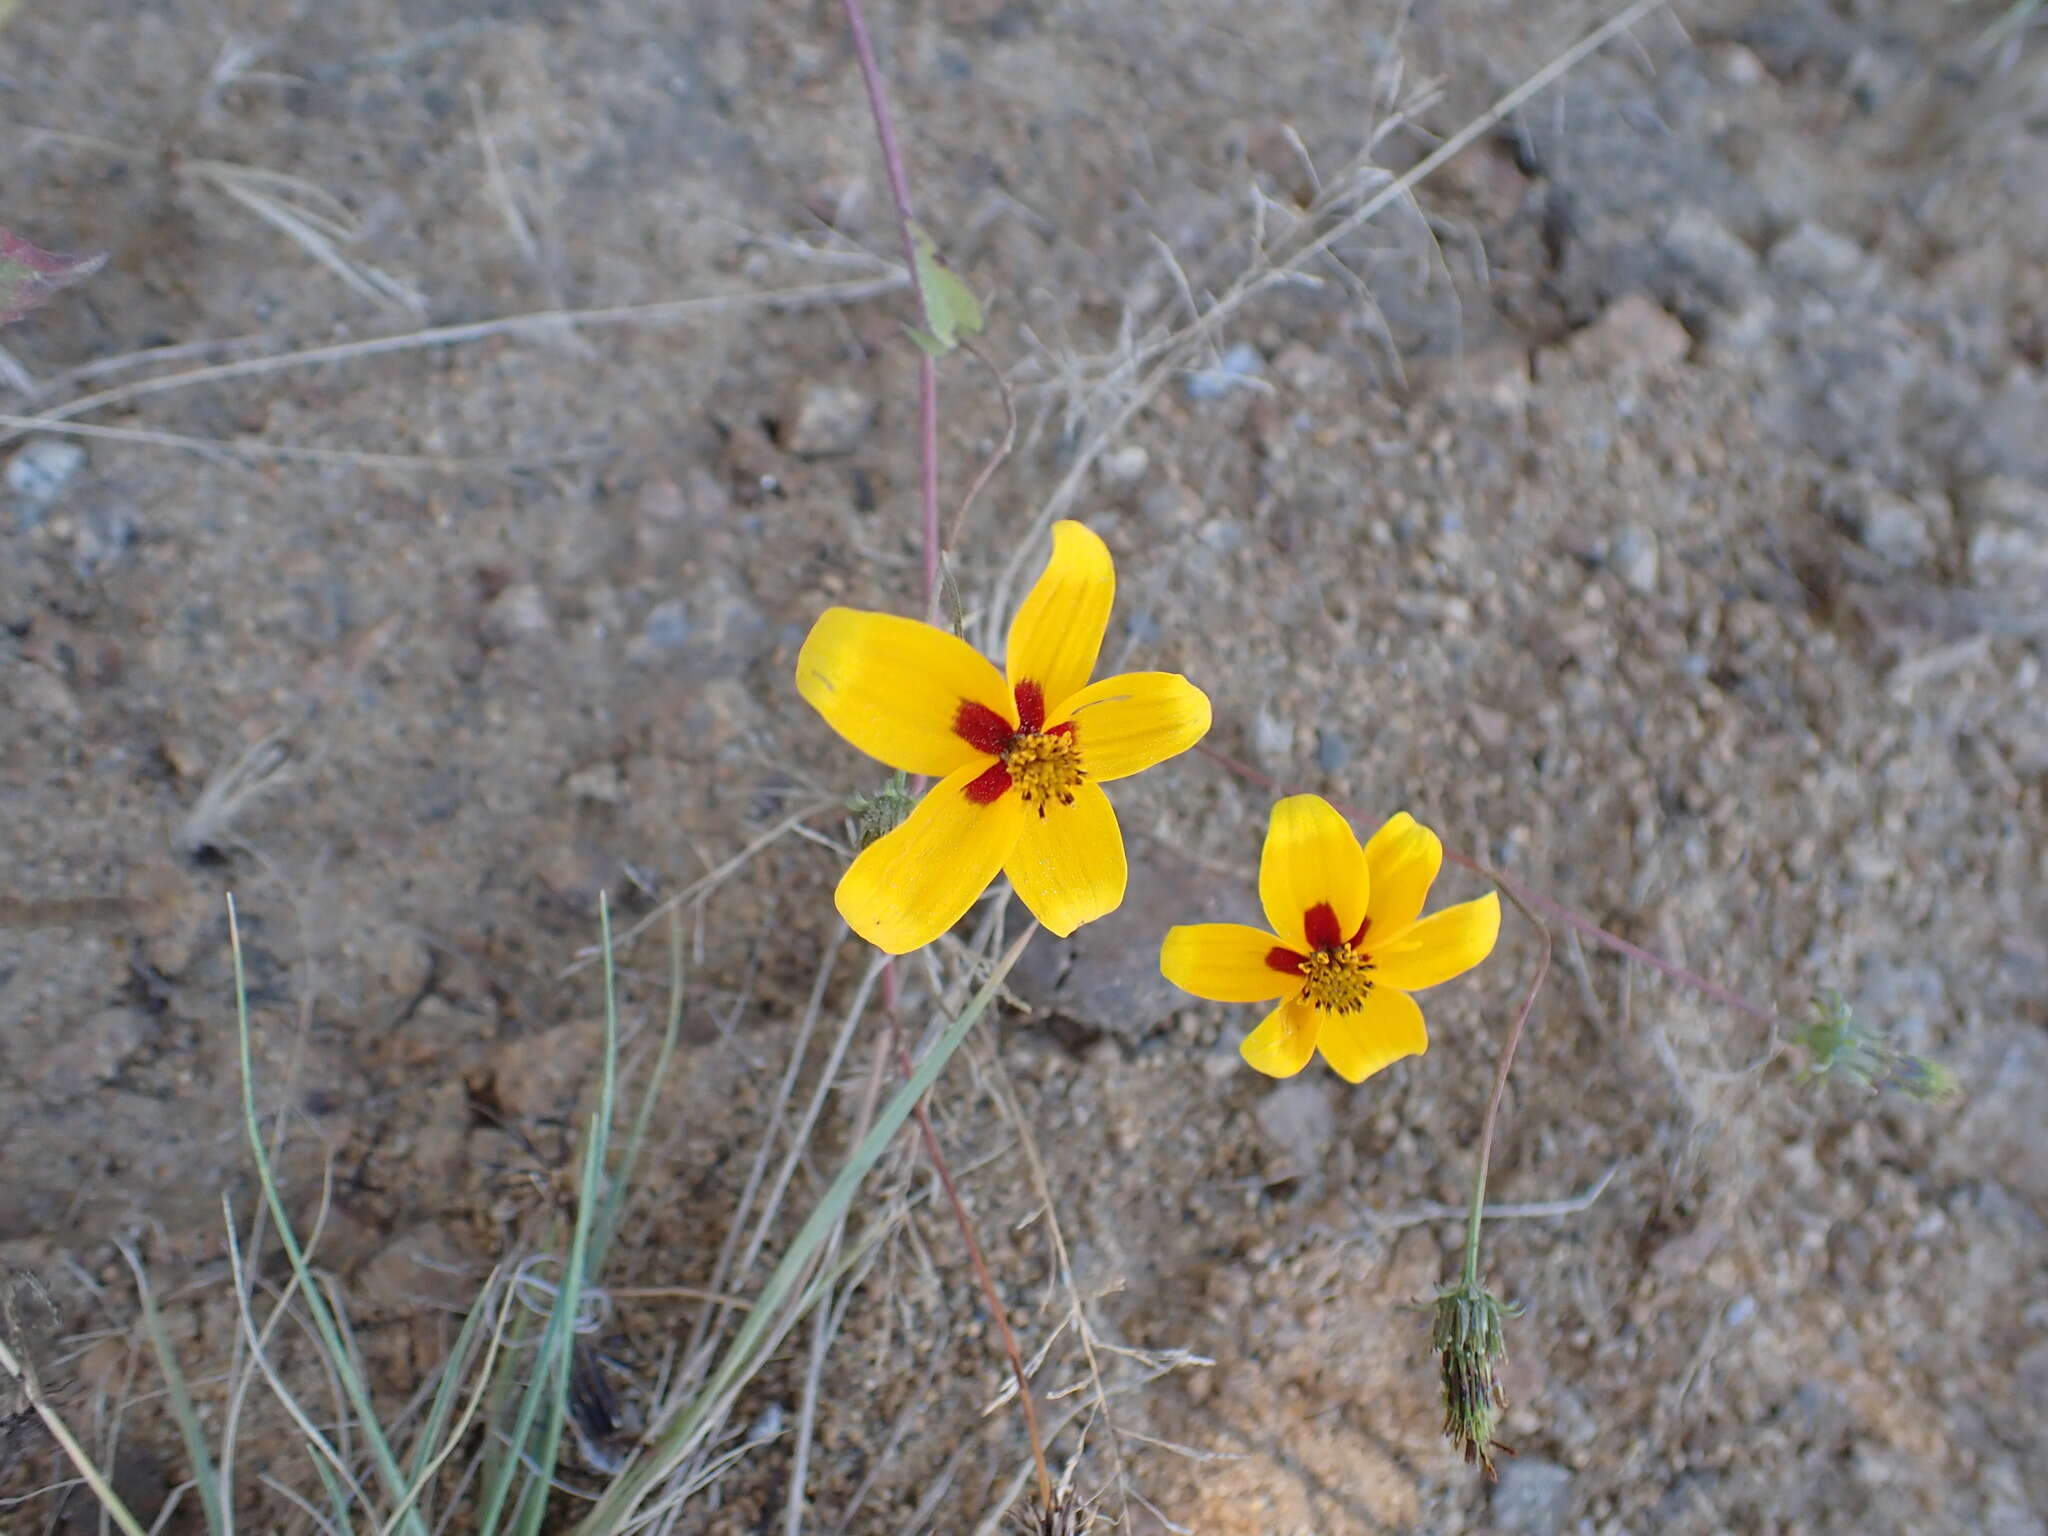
[1160, 795, 1500, 1082]
[796, 521, 1212, 954]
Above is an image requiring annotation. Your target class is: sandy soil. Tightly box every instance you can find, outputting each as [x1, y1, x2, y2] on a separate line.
[4, 1, 2046, 1532]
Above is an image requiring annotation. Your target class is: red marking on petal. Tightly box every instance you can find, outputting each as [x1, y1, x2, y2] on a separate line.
[1014, 680, 1046, 733]
[1265, 947, 1305, 976]
[1047, 720, 1076, 738]
[1349, 914, 1372, 948]
[953, 699, 1014, 755]
[1302, 902, 1343, 952]
[963, 762, 1013, 804]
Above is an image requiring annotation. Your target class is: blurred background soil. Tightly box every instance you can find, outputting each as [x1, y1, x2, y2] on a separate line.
[3, 0, 2045, 1531]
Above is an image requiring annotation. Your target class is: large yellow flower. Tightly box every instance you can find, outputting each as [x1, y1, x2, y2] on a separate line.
[796, 521, 1212, 954]
[1160, 796, 1500, 1082]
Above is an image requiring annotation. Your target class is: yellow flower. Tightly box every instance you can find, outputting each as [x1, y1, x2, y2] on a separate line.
[796, 521, 1212, 954]
[1160, 796, 1500, 1082]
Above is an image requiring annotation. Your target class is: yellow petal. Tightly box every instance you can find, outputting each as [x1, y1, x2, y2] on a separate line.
[1239, 996, 1320, 1078]
[1054, 671, 1212, 782]
[1160, 923, 1296, 1003]
[1258, 794, 1369, 952]
[835, 759, 1024, 954]
[798, 607, 1013, 777]
[1316, 987, 1428, 1084]
[1371, 892, 1502, 991]
[1004, 781, 1126, 937]
[1006, 521, 1113, 722]
[1362, 812, 1443, 942]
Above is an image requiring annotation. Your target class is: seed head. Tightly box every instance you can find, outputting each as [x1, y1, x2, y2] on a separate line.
[1431, 1278, 1519, 1477]
[1009, 1485, 1096, 1535]
[1794, 993, 1960, 1104]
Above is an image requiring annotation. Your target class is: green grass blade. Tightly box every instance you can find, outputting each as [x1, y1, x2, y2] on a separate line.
[395, 1268, 503, 1508]
[226, 895, 430, 1536]
[588, 906, 686, 1272]
[476, 897, 621, 1535]
[306, 1446, 354, 1536]
[567, 922, 1037, 1536]
[118, 1243, 226, 1535]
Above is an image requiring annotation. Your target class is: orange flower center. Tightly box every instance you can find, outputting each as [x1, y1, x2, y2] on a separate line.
[1002, 729, 1085, 815]
[1299, 945, 1374, 1014]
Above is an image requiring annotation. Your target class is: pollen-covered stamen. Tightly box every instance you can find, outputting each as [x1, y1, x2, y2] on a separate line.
[1297, 944, 1375, 1014]
[1001, 724, 1085, 817]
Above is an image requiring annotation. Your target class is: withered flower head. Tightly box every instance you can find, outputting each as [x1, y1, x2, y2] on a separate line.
[1432, 1277, 1519, 1477]
[1009, 1484, 1095, 1535]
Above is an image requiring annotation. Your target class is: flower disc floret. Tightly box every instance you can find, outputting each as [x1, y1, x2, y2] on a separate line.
[1003, 727, 1085, 814]
[1298, 944, 1374, 1014]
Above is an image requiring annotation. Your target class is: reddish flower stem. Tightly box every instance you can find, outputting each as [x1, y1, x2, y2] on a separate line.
[874, 965, 1054, 1508]
[840, 0, 942, 606]
[1193, 742, 1791, 1034]
[843, 0, 1054, 1509]
[895, 1034, 1055, 1506]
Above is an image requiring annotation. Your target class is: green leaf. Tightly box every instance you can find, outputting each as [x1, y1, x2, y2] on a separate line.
[907, 224, 982, 356]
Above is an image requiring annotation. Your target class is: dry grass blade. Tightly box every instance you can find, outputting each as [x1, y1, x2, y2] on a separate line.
[985, 0, 1678, 643]
[0, 1287, 149, 1536]
[2, 276, 904, 450]
[183, 158, 428, 317]
[0, 411, 586, 472]
[176, 729, 298, 859]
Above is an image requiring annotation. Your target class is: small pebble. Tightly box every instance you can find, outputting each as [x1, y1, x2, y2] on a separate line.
[1609, 525, 1660, 595]
[640, 598, 691, 654]
[1767, 221, 1871, 288]
[481, 583, 553, 644]
[1185, 341, 1266, 401]
[1549, 295, 1690, 380]
[1251, 706, 1295, 769]
[1832, 484, 1940, 569]
[1098, 443, 1151, 485]
[1963, 476, 2048, 586]
[6, 436, 87, 522]
[566, 763, 627, 804]
[1492, 1458, 1575, 1536]
[783, 382, 874, 457]
[1254, 1077, 1337, 1175]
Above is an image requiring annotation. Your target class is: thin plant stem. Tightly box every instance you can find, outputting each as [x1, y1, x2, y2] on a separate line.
[1193, 743, 1793, 1035]
[840, 0, 942, 602]
[984, 0, 1678, 632]
[1460, 882, 1552, 1288]
[892, 1037, 1057, 1511]
[1443, 853, 1781, 1032]
[0, 1334, 150, 1536]
[566, 926, 1037, 1535]
[947, 339, 1018, 552]
[5, 276, 904, 447]
[840, 0, 1056, 1511]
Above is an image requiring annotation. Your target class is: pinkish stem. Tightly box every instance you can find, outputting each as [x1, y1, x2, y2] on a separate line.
[843, 0, 1053, 1509]
[839, 0, 943, 606]
[1193, 743, 1790, 1034]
